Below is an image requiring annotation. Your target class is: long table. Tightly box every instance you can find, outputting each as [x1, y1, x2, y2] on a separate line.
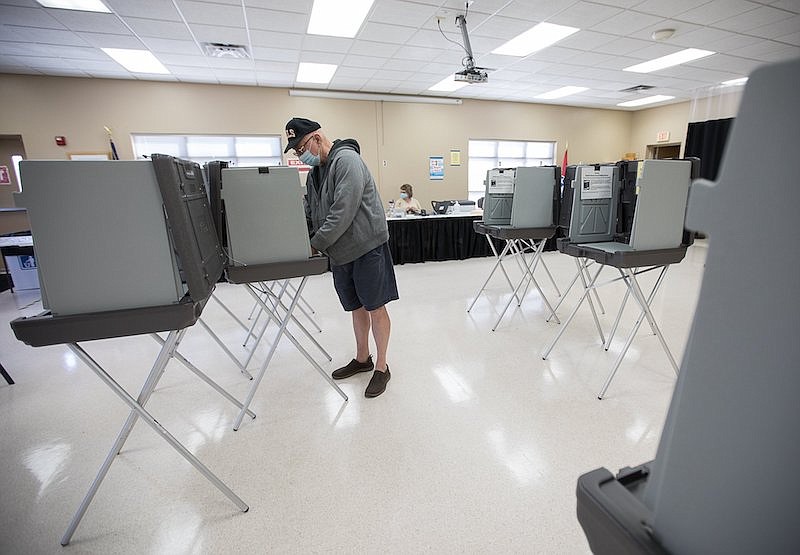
[386, 213, 502, 265]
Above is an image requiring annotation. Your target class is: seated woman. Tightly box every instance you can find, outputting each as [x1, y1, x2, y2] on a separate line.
[396, 183, 422, 214]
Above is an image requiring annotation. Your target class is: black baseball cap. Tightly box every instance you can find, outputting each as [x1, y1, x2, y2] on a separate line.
[284, 117, 321, 153]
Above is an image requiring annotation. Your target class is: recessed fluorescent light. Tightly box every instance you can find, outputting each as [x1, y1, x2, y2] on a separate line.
[297, 62, 337, 84]
[536, 86, 589, 99]
[623, 48, 715, 73]
[308, 0, 374, 38]
[428, 76, 469, 92]
[101, 48, 169, 74]
[617, 95, 675, 107]
[721, 77, 748, 86]
[36, 0, 110, 12]
[491, 22, 580, 57]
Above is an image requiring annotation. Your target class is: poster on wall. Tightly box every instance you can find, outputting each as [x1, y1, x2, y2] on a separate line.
[429, 156, 444, 180]
[450, 150, 461, 166]
[0, 165, 10, 185]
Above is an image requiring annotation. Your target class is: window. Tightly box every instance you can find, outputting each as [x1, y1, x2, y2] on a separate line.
[467, 139, 556, 201]
[131, 134, 283, 167]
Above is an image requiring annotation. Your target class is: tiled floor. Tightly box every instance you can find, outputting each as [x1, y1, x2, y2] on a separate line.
[0, 243, 706, 553]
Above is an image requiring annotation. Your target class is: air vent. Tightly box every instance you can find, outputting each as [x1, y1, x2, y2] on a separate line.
[203, 43, 250, 59]
[620, 84, 655, 92]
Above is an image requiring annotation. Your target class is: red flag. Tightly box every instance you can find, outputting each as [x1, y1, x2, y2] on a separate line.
[561, 142, 568, 177]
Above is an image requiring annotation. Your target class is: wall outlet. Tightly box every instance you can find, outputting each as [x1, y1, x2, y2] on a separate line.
[383, 160, 388, 167]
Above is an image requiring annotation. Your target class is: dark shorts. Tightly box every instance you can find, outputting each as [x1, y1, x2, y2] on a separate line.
[331, 242, 399, 312]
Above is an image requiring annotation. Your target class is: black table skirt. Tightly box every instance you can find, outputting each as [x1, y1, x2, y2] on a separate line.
[388, 215, 503, 265]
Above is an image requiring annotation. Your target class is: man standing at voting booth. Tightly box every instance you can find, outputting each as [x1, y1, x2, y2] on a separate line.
[285, 117, 398, 398]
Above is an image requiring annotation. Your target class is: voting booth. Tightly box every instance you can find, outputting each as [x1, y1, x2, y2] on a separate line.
[470, 166, 562, 329]
[576, 57, 800, 555]
[543, 159, 697, 398]
[201, 163, 347, 431]
[10, 155, 249, 545]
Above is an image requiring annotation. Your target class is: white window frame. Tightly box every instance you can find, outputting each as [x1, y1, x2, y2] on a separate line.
[131, 134, 284, 167]
[468, 139, 557, 201]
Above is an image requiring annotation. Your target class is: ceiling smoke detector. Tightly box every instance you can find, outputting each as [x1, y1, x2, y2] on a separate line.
[651, 29, 675, 41]
[203, 43, 250, 59]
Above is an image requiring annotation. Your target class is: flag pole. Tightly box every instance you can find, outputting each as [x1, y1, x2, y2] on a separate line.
[104, 126, 119, 160]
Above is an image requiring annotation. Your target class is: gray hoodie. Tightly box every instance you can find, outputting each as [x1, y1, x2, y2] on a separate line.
[305, 138, 389, 266]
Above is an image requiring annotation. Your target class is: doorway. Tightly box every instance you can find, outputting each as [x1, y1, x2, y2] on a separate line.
[646, 142, 681, 159]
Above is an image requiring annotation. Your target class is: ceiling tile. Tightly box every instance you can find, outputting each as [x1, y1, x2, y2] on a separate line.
[254, 60, 296, 73]
[548, 1, 625, 28]
[471, 15, 541, 39]
[249, 30, 300, 48]
[175, 1, 245, 27]
[77, 32, 145, 49]
[188, 24, 248, 45]
[557, 30, 617, 50]
[632, 0, 711, 18]
[107, 0, 183, 21]
[0, 6, 64, 28]
[777, 31, 800, 45]
[676, 0, 760, 25]
[358, 21, 417, 44]
[141, 38, 202, 55]
[246, 8, 307, 33]
[251, 46, 298, 63]
[394, 45, 436, 61]
[348, 40, 399, 58]
[747, 14, 800, 39]
[768, 0, 800, 13]
[342, 54, 389, 69]
[299, 51, 345, 64]
[158, 53, 209, 67]
[1, 26, 89, 47]
[123, 18, 193, 40]
[301, 35, 353, 54]
[594, 10, 665, 35]
[46, 10, 131, 34]
[593, 36, 654, 56]
[368, 0, 438, 28]
[714, 5, 791, 32]
[503, 0, 587, 22]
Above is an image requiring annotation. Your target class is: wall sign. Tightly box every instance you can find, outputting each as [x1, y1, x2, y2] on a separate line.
[450, 150, 461, 166]
[429, 156, 444, 180]
[0, 165, 10, 185]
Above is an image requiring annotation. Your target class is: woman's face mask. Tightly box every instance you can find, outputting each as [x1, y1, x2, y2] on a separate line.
[399, 192, 408, 199]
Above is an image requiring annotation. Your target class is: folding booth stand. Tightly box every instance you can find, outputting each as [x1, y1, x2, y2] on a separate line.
[201, 163, 347, 431]
[468, 166, 562, 329]
[10, 155, 249, 545]
[577, 57, 800, 555]
[542, 160, 695, 398]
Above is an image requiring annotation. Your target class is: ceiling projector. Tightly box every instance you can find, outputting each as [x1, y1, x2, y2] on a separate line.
[454, 69, 488, 83]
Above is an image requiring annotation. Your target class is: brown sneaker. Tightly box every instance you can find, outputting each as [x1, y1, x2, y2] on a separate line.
[365, 366, 391, 398]
[332, 356, 374, 379]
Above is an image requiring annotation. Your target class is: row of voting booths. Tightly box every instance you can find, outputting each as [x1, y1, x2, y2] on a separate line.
[471, 156, 698, 400]
[10, 155, 346, 545]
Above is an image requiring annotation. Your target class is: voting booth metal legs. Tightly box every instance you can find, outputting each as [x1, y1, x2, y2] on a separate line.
[233, 277, 347, 431]
[468, 235, 561, 330]
[542, 261, 678, 398]
[0, 362, 13, 385]
[60, 330, 249, 546]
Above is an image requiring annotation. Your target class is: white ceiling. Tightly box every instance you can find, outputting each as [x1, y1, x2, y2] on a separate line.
[1, 0, 798, 110]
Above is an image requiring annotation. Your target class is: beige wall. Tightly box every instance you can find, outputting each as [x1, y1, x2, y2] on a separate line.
[1, 73, 704, 211]
[629, 101, 691, 159]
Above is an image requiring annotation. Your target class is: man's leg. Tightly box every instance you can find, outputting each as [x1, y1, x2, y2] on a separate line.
[369, 305, 391, 372]
[352, 307, 371, 363]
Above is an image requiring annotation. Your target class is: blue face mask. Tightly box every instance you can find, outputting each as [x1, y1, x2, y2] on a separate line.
[300, 149, 320, 167]
[399, 192, 408, 199]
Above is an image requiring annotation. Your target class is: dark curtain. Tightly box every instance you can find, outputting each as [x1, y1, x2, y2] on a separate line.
[685, 117, 734, 181]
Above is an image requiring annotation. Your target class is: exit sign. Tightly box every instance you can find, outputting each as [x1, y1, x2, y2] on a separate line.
[657, 130, 670, 142]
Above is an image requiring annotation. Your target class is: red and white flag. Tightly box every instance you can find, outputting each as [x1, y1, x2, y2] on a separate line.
[561, 142, 568, 178]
